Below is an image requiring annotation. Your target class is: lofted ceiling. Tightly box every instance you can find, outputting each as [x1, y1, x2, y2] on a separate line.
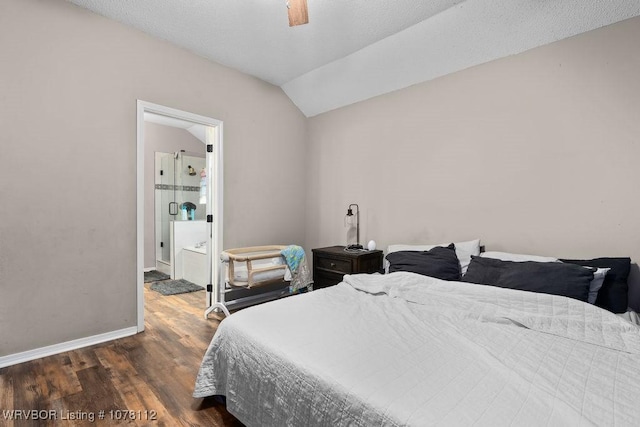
[144, 112, 207, 143]
[67, 0, 640, 117]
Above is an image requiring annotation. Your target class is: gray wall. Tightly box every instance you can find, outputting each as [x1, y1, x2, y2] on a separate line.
[305, 16, 640, 310]
[143, 122, 205, 269]
[0, 0, 307, 356]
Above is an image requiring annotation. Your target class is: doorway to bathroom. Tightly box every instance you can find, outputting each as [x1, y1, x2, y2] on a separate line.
[136, 101, 223, 333]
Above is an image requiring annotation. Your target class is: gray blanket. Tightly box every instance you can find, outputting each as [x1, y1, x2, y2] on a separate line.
[194, 272, 640, 426]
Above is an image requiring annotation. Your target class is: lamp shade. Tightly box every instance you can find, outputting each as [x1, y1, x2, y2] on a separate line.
[345, 204, 360, 248]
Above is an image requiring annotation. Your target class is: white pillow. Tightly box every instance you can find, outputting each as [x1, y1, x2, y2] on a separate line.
[479, 251, 560, 263]
[588, 268, 610, 304]
[385, 239, 480, 275]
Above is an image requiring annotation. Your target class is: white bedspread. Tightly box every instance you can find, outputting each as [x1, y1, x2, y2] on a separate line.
[194, 272, 640, 426]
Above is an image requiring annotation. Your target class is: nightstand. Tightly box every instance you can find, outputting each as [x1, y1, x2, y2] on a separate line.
[312, 246, 383, 289]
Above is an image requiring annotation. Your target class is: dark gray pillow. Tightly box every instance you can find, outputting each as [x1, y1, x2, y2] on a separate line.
[386, 244, 461, 281]
[560, 258, 630, 313]
[462, 256, 594, 302]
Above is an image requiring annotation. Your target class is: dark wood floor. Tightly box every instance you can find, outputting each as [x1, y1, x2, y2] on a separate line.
[0, 284, 243, 426]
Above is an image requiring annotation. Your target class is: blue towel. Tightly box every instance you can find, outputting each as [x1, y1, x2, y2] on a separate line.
[280, 245, 305, 274]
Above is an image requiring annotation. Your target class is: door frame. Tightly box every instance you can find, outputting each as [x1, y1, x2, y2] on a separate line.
[136, 100, 224, 332]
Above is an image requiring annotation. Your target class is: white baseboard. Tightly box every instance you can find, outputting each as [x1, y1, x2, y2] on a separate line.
[155, 261, 171, 276]
[0, 327, 138, 369]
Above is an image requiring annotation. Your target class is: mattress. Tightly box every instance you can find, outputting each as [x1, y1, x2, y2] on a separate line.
[194, 272, 640, 426]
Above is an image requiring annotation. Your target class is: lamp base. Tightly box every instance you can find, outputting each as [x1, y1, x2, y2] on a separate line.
[346, 244, 363, 250]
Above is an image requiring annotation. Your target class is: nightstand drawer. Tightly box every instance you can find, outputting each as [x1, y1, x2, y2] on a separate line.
[314, 270, 345, 289]
[315, 256, 351, 274]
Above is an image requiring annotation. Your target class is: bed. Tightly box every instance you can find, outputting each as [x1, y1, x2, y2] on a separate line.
[194, 245, 640, 426]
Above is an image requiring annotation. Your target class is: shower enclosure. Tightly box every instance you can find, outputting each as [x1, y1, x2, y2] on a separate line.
[155, 150, 207, 276]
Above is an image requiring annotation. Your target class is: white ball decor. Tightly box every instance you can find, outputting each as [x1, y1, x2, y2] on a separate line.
[367, 240, 377, 251]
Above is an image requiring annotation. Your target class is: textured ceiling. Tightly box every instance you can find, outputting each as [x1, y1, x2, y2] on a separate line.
[68, 0, 640, 117]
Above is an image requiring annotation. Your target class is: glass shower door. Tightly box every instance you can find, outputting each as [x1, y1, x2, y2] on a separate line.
[155, 151, 206, 272]
[158, 153, 176, 264]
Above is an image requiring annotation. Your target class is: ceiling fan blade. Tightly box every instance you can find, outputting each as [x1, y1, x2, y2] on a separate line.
[287, 0, 309, 27]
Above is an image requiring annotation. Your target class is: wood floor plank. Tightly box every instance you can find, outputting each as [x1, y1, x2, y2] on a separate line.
[38, 354, 83, 401]
[0, 373, 15, 427]
[93, 345, 174, 425]
[66, 347, 101, 371]
[64, 365, 127, 414]
[0, 286, 242, 426]
[13, 360, 45, 406]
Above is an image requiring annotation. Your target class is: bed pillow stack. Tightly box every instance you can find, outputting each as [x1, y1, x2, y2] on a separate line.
[560, 258, 630, 313]
[462, 256, 594, 302]
[477, 251, 610, 304]
[383, 243, 630, 313]
[385, 239, 481, 275]
[468, 251, 629, 312]
[386, 244, 461, 281]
